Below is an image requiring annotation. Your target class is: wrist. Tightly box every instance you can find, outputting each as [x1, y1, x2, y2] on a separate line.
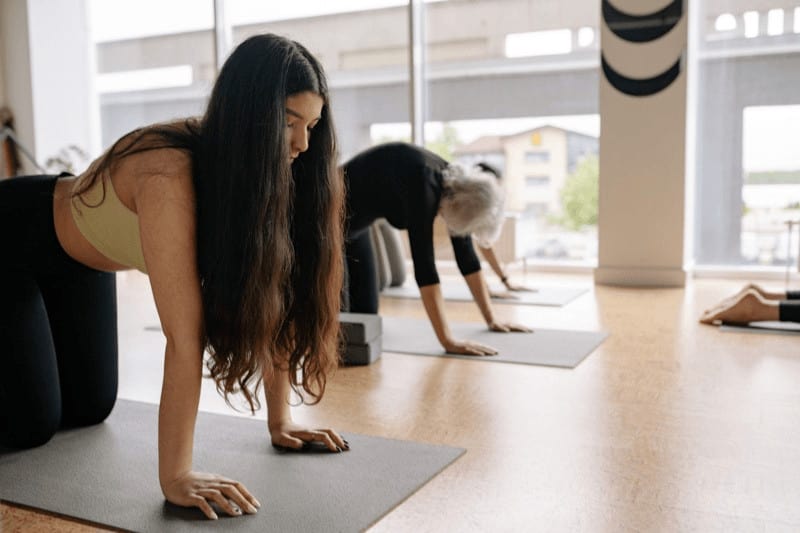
[268, 414, 293, 432]
[160, 468, 190, 492]
[267, 416, 292, 432]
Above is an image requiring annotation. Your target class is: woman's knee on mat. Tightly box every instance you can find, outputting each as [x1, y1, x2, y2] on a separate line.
[1, 402, 61, 449]
[61, 388, 117, 428]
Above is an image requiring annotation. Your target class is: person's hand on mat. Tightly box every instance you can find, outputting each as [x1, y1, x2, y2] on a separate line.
[270, 420, 350, 453]
[503, 280, 536, 292]
[489, 290, 520, 300]
[443, 338, 498, 356]
[162, 471, 260, 520]
[489, 321, 532, 333]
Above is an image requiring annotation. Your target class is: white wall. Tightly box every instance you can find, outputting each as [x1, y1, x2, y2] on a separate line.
[0, 0, 95, 173]
[27, 0, 95, 168]
[595, 0, 690, 287]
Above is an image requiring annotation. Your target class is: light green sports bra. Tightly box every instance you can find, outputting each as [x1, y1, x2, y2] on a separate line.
[70, 175, 148, 273]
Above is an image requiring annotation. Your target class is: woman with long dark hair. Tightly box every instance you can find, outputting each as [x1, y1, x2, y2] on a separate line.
[0, 34, 346, 520]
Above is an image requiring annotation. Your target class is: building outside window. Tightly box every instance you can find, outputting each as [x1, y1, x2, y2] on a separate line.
[526, 176, 550, 187]
[33, 0, 604, 267]
[524, 150, 550, 164]
[694, 0, 800, 270]
[423, 0, 601, 265]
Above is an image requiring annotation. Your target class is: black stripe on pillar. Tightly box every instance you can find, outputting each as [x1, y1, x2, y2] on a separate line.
[602, 0, 683, 43]
[601, 53, 682, 96]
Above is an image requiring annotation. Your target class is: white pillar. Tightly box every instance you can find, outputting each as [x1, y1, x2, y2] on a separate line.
[1, 0, 36, 172]
[595, 0, 689, 287]
[1, 0, 95, 173]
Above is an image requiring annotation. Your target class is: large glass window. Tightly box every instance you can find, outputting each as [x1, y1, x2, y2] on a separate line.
[741, 105, 800, 267]
[89, 0, 215, 152]
[694, 1, 800, 270]
[89, 1, 410, 161]
[219, 0, 411, 160]
[423, 0, 600, 266]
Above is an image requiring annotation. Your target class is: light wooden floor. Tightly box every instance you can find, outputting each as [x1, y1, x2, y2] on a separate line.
[3, 269, 800, 532]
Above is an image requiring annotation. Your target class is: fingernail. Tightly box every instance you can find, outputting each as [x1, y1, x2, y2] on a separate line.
[336, 446, 343, 453]
[211, 513, 219, 520]
[342, 443, 350, 451]
[248, 504, 258, 513]
[255, 499, 262, 508]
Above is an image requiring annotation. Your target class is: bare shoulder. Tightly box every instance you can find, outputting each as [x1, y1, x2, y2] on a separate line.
[107, 120, 199, 205]
[141, 146, 193, 176]
[132, 148, 195, 209]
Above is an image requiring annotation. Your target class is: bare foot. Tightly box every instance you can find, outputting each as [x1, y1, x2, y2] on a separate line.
[745, 283, 784, 301]
[699, 289, 779, 325]
[701, 283, 772, 318]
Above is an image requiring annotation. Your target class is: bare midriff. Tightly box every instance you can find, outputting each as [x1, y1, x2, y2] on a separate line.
[52, 176, 132, 273]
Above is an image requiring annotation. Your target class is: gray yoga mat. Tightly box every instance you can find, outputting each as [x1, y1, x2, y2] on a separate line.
[0, 400, 464, 532]
[719, 321, 800, 336]
[381, 282, 587, 307]
[382, 317, 607, 368]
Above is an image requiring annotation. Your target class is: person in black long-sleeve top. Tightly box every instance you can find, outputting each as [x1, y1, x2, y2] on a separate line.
[342, 142, 530, 356]
[700, 284, 800, 325]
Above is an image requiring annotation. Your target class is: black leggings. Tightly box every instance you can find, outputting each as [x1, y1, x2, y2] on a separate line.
[780, 290, 800, 322]
[344, 227, 379, 314]
[0, 175, 117, 449]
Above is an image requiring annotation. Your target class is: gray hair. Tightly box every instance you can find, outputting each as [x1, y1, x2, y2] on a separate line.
[439, 163, 505, 247]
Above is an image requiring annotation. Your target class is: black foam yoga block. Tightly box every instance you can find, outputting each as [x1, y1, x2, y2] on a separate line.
[342, 336, 382, 365]
[340, 312, 382, 344]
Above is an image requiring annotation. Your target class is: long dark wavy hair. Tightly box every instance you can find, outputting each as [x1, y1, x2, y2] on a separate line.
[74, 34, 344, 412]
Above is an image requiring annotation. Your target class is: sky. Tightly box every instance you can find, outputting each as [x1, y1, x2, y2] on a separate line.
[743, 105, 800, 172]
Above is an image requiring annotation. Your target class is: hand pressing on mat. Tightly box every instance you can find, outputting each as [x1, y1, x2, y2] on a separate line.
[443, 338, 498, 356]
[265, 366, 349, 453]
[489, 321, 532, 333]
[270, 420, 350, 453]
[162, 471, 260, 520]
[488, 290, 519, 300]
[501, 279, 537, 293]
[477, 244, 537, 294]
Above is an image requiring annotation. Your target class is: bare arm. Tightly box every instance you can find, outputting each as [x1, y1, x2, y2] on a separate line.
[419, 283, 497, 355]
[137, 167, 203, 490]
[477, 245, 533, 292]
[477, 245, 506, 282]
[463, 271, 532, 333]
[462, 270, 497, 325]
[264, 364, 348, 452]
[136, 156, 258, 519]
